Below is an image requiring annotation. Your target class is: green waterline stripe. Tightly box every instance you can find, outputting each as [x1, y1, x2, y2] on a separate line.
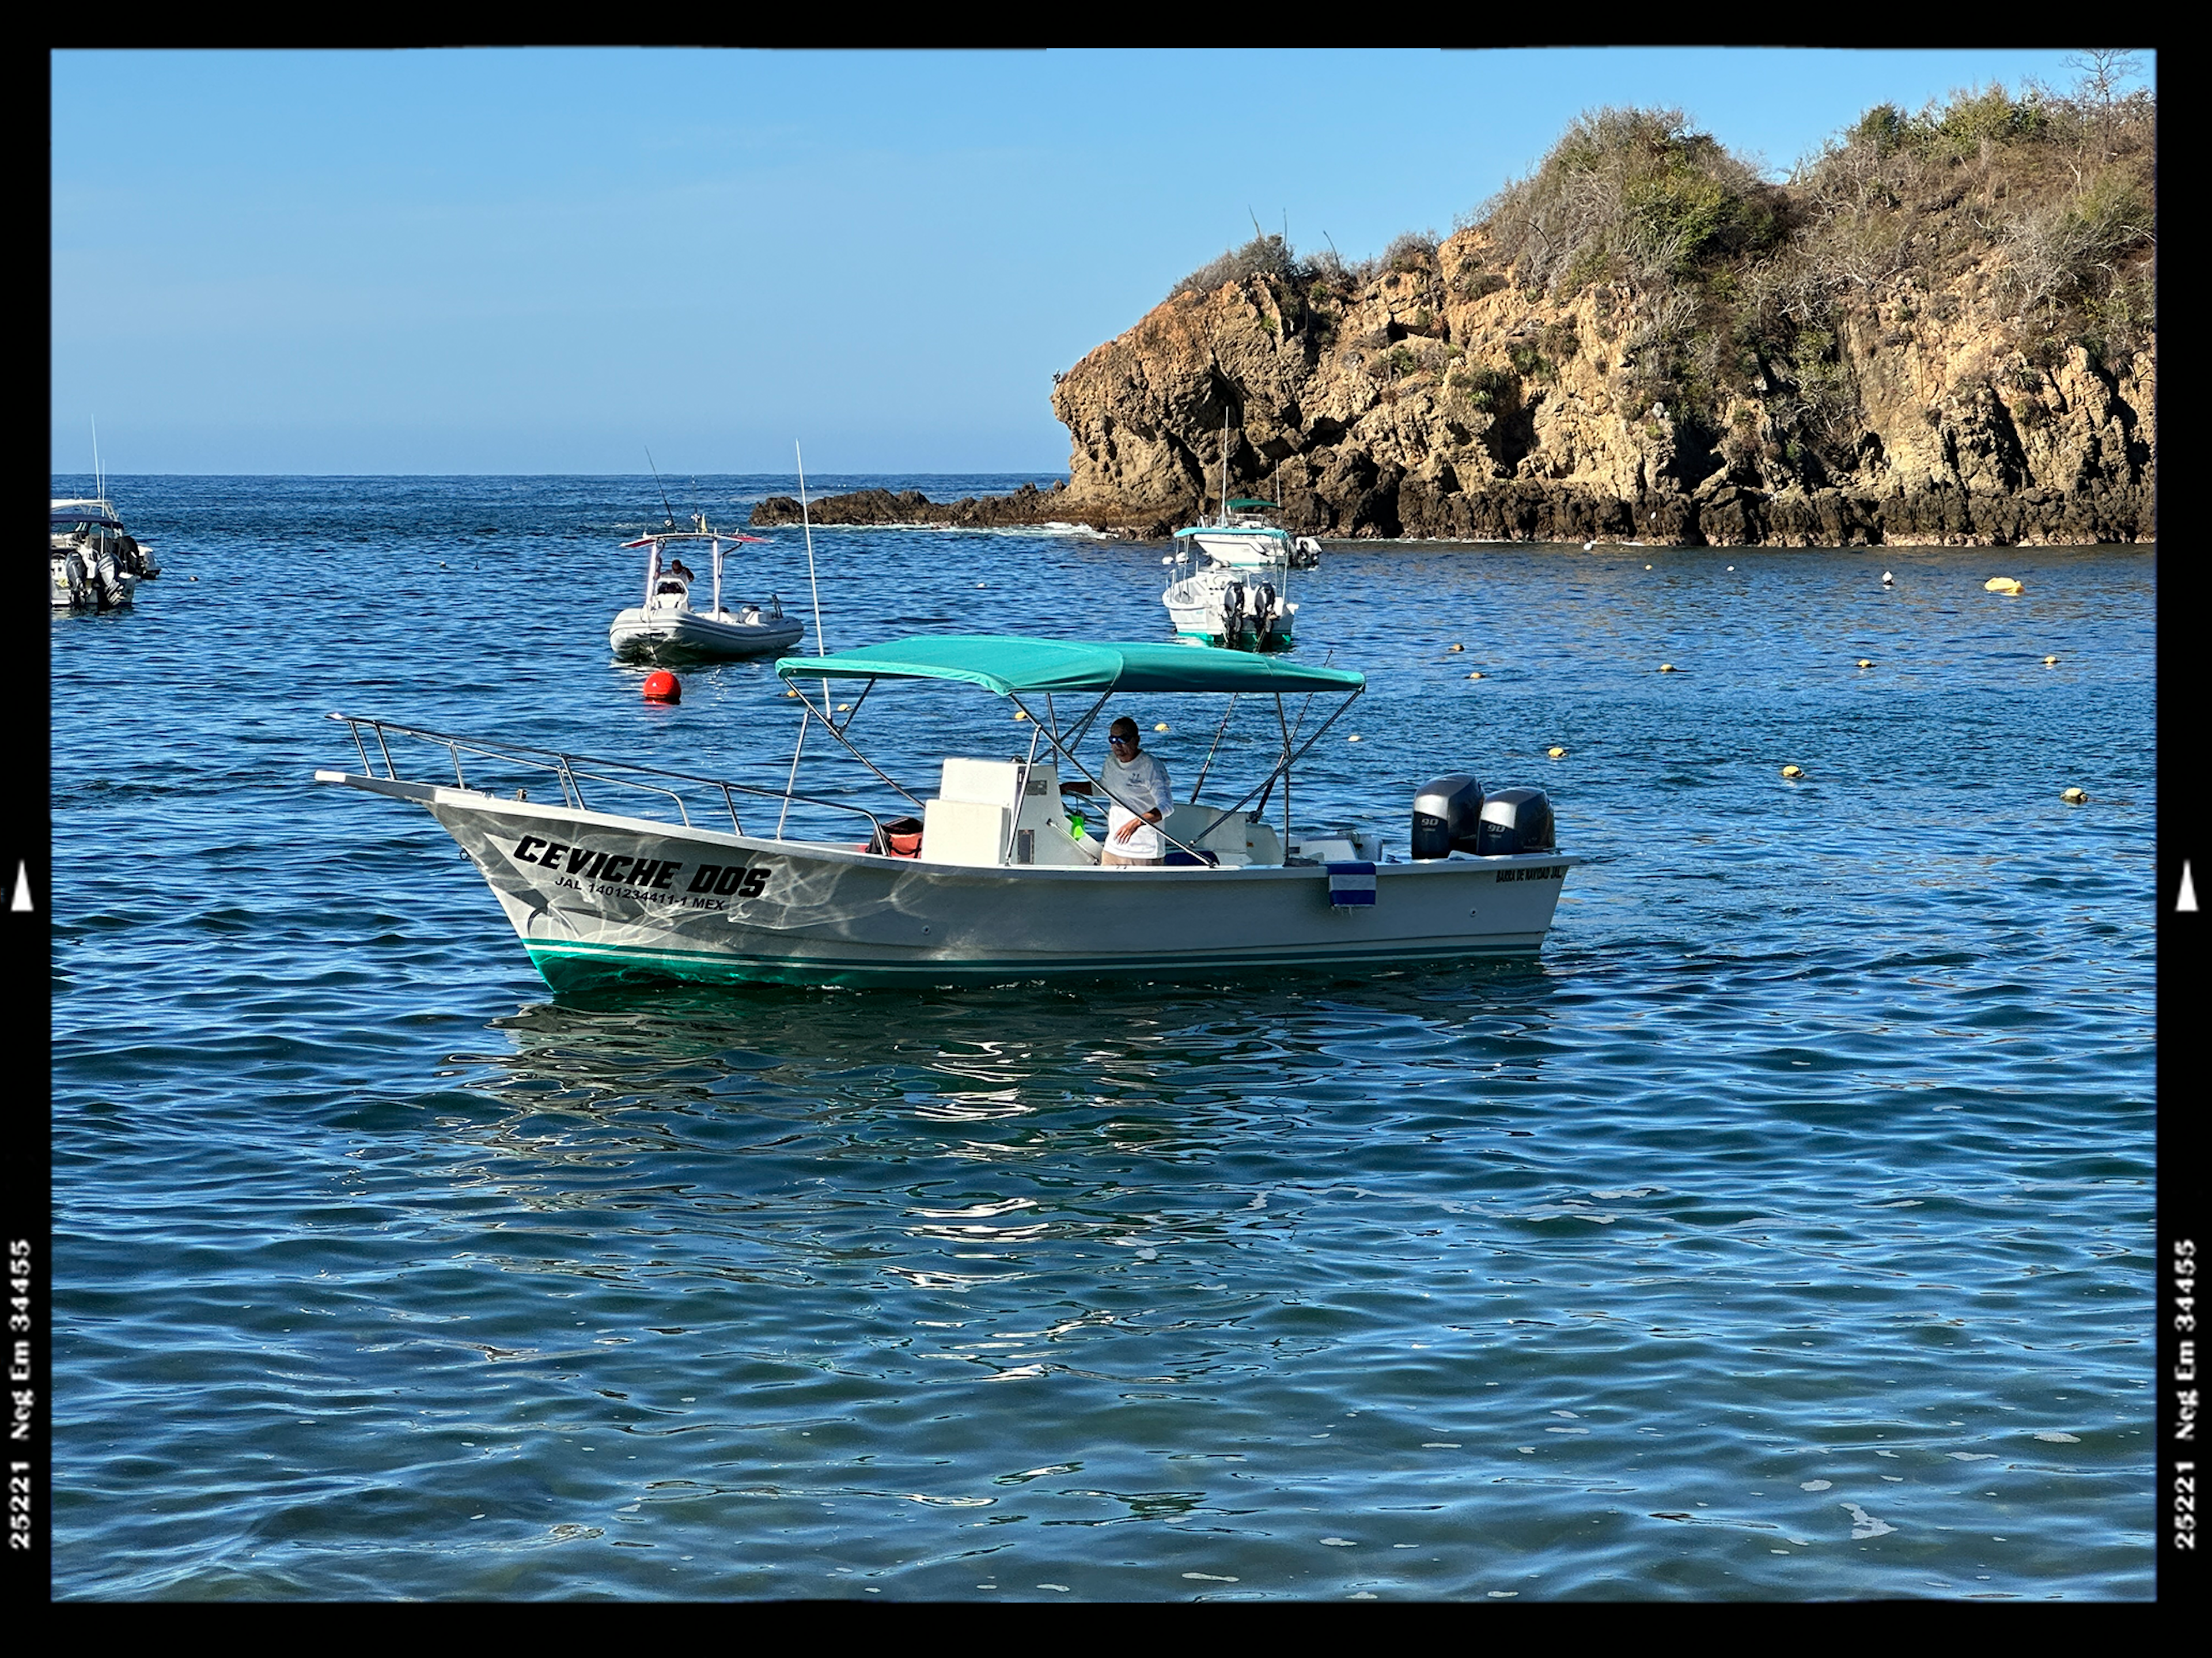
[522, 934, 1543, 975]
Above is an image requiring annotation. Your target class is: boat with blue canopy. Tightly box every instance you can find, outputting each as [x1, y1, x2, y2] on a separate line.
[316, 634, 1570, 989]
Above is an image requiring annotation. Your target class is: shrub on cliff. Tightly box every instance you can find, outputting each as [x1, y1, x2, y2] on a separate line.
[1383, 230, 1441, 274]
[1167, 232, 1306, 302]
[1475, 107, 1787, 300]
[1793, 70, 2156, 362]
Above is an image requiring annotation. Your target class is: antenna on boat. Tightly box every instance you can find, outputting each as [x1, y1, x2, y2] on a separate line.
[1220, 402, 1230, 523]
[91, 415, 102, 502]
[795, 442, 826, 659]
[644, 446, 677, 530]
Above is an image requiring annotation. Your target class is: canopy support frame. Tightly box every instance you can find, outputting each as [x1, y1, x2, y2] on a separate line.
[782, 681, 926, 814]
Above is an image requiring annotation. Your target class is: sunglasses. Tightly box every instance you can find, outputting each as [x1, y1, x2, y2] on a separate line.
[1108, 734, 1135, 745]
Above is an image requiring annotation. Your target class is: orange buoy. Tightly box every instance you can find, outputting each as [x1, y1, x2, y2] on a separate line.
[642, 670, 681, 704]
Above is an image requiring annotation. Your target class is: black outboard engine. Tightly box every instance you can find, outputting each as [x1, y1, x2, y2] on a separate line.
[1476, 786, 1554, 854]
[1411, 774, 1484, 860]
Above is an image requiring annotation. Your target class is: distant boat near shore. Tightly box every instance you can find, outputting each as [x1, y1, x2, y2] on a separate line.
[609, 516, 804, 662]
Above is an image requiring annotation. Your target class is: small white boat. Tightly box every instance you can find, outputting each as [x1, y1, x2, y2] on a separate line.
[1161, 550, 1297, 650]
[315, 637, 1572, 990]
[608, 516, 805, 661]
[50, 497, 153, 612]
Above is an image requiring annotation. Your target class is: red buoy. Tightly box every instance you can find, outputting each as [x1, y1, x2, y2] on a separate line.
[642, 669, 681, 704]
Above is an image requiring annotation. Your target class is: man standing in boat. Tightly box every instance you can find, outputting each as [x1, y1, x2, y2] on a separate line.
[1101, 717, 1172, 867]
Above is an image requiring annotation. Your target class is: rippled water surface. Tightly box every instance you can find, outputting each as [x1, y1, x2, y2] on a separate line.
[52, 476, 2156, 1599]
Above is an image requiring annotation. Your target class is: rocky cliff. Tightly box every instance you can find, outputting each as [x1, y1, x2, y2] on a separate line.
[1043, 88, 2155, 547]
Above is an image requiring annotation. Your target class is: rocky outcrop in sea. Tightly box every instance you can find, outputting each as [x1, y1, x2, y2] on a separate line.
[748, 480, 1077, 531]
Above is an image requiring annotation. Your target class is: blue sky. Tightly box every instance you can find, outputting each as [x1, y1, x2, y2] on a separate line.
[50, 48, 2147, 476]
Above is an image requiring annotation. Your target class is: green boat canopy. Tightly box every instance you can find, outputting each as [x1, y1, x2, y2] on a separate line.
[775, 636, 1365, 696]
[1226, 498, 1280, 510]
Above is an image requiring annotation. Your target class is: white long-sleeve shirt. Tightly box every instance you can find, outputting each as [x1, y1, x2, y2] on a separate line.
[1103, 749, 1173, 860]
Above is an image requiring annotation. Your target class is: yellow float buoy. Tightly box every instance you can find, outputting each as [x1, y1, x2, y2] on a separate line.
[1347, 734, 1362, 743]
[1645, 563, 1653, 571]
[1467, 671, 1483, 680]
[1547, 746, 1567, 759]
[2062, 786, 2088, 804]
[1857, 659, 1874, 669]
[1985, 576, 2024, 594]
[785, 687, 798, 697]
[1448, 643, 1464, 652]
[2043, 654, 2059, 666]
[1013, 710, 1029, 721]
[1658, 663, 1676, 673]
[836, 703, 851, 712]
[1781, 765, 1804, 779]
[1154, 722, 1169, 733]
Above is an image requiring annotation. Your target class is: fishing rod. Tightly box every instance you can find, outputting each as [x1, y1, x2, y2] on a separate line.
[644, 446, 677, 530]
[1252, 648, 1335, 819]
[1190, 694, 1239, 803]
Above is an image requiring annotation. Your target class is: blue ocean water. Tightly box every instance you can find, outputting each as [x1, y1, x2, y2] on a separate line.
[51, 475, 2156, 1599]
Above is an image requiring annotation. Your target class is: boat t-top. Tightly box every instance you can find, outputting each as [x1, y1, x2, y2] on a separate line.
[1173, 497, 1323, 571]
[609, 513, 805, 661]
[315, 635, 1571, 990]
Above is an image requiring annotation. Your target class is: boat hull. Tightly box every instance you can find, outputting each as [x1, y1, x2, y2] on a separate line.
[1164, 571, 1296, 651]
[325, 775, 1574, 989]
[609, 607, 805, 661]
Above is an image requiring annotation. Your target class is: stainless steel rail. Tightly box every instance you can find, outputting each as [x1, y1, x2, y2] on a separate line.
[325, 713, 890, 843]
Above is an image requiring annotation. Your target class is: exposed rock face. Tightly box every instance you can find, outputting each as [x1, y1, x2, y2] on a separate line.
[1045, 234, 2154, 546]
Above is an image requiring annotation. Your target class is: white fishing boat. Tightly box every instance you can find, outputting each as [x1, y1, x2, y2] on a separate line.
[608, 515, 805, 661]
[1160, 548, 1297, 651]
[315, 637, 1572, 990]
[50, 496, 154, 612]
[1178, 406, 1322, 569]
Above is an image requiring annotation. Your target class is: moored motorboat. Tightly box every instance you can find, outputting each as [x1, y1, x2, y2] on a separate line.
[1161, 549, 1297, 650]
[608, 515, 805, 661]
[315, 636, 1572, 990]
[51, 495, 155, 612]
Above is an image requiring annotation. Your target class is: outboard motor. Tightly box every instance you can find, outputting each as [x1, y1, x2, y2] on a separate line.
[1476, 786, 1554, 854]
[1221, 581, 1245, 636]
[1411, 773, 1483, 860]
[89, 543, 132, 610]
[52, 550, 91, 610]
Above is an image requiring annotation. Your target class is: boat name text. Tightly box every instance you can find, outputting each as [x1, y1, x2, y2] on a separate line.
[511, 835, 770, 898]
